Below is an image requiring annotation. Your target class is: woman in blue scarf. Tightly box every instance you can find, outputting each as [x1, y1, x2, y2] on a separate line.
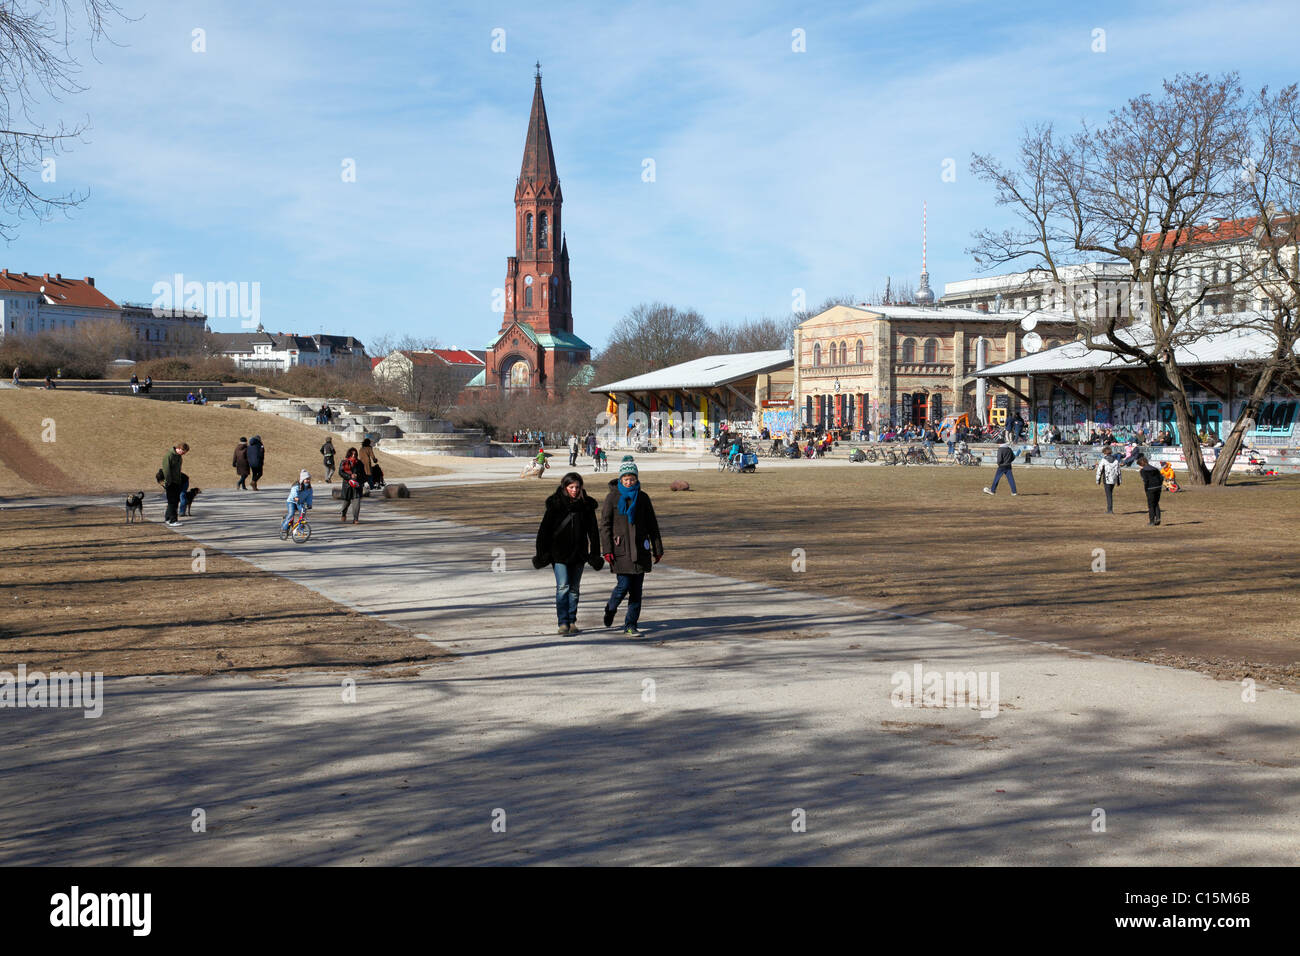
[598, 460, 664, 637]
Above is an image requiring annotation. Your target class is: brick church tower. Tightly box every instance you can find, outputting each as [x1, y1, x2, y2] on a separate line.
[479, 66, 591, 393]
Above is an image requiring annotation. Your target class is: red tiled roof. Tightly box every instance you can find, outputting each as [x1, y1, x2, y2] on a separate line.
[1140, 216, 1258, 252]
[370, 356, 384, 370]
[430, 348, 485, 366]
[0, 270, 118, 309]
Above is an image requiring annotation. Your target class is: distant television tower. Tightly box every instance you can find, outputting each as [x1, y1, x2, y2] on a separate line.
[915, 201, 936, 305]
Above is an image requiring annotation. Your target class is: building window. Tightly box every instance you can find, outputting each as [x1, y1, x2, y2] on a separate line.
[901, 339, 915, 363]
[839, 341, 847, 365]
[525, 214, 533, 252]
[813, 343, 821, 367]
[525, 286, 533, 307]
[856, 340, 864, 364]
[539, 212, 548, 249]
[923, 338, 938, 364]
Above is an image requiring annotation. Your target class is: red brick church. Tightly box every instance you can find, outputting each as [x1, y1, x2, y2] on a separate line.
[469, 67, 592, 392]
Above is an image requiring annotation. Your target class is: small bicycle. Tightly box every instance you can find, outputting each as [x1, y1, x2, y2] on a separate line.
[281, 509, 311, 543]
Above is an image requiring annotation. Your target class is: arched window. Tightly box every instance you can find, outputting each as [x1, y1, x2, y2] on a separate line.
[855, 340, 864, 364]
[840, 341, 847, 365]
[901, 339, 915, 363]
[507, 360, 530, 389]
[525, 214, 533, 251]
[813, 343, 821, 366]
[539, 212, 548, 249]
[923, 338, 938, 364]
[524, 285, 533, 307]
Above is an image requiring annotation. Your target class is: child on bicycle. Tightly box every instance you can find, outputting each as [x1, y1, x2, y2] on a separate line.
[281, 470, 314, 539]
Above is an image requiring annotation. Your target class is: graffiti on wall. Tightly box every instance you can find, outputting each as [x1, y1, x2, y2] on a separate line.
[762, 408, 795, 435]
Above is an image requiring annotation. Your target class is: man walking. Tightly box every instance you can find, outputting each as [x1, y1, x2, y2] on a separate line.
[568, 432, 579, 467]
[162, 442, 189, 526]
[983, 439, 1019, 496]
[1137, 455, 1163, 526]
[320, 437, 336, 483]
[1095, 445, 1122, 514]
[247, 435, 265, 490]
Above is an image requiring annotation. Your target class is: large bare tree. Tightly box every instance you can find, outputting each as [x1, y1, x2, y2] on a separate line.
[971, 73, 1252, 484]
[1208, 84, 1300, 482]
[0, 1, 126, 238]
[595, 302, 714, 384]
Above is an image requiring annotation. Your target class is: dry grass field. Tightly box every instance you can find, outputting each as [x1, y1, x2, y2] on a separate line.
[0, 389, 444, 495]
[395, 462, 1300, 686]
[0, 505, 448, 677]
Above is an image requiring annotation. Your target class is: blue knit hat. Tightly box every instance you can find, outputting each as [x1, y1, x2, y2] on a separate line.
[619, 460, 639, 478]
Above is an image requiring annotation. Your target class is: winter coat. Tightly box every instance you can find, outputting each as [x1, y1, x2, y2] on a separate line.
[1139, 464, 1164, 492]
[286, 482, 314, 509]
[358, 445, 377, 475]
[599, 479, 663, 575]
[247, 437, 265, 470]
[1095, 454, 1122, 486]
[533, 487, 602, 570]
[996, 443, 1016, 468]
[161, 448, 184, 487]
[320, 441, 336, 466]
[232, 442, 250, 476]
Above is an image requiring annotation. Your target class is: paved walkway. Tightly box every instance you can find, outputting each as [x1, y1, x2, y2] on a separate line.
[1, 476, 1297, 865]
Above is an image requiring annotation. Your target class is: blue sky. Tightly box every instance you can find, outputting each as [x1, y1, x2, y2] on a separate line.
[5, 0, 1297, 350]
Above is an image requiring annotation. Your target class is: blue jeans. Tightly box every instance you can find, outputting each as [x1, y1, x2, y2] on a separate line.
[281, 503, 303, 531]
[553, 560, 584, 625]
[990, 466, 1017, 494]
[606, 573, 645, 628]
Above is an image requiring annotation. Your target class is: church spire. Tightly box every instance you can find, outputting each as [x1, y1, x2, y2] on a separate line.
[519, 67, 559, 190]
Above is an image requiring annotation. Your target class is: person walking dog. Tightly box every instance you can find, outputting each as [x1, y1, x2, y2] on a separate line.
[1137, 455, 1163, 526]
[599, 460, 663, 637]
[161, 441, 189, 526]
[1095, 445, 1122, 514]
[533, 472, 604, 635]
[983, 439, 1019, 496]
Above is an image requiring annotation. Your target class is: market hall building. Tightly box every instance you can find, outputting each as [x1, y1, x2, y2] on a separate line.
[793, 304, 1076, 431]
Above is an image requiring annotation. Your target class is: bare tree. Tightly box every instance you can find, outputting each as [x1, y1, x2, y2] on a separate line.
[711, 315, 800, 352]
[595, 302, 713, 384]
[970, 73, 1251, 484]
[0, 1, 127, 238]
[1209, 84, 1300, 483]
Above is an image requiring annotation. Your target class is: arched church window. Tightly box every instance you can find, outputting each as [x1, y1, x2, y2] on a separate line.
[525, 287, 532, 307]
[539, 212, 548, 249]
[901, 339, 915, 363]
[923, 338, 938, 364]
[525, 214, 533, 252]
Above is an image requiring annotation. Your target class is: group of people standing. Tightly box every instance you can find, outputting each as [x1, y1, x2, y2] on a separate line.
[232, 436, 266, 490]
[532, 457, 664, 637]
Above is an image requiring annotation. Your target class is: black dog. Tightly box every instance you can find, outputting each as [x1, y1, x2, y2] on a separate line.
[181, 487, 201, 517]
[125, 492, 145, 523]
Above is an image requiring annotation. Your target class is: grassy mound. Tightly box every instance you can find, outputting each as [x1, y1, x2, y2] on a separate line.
[0, 389, 439, 495]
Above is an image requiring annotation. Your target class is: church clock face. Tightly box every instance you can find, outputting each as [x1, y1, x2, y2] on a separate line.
[524, 275, 533, 286]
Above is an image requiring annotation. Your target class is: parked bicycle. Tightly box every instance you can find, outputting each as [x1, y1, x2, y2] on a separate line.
[1053, 447, 1088, 470]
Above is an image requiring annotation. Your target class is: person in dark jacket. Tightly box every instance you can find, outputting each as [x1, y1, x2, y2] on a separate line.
[339, 447, 363, 523]
[320, 437, 336, 483]
[1137, 456, 1163, 526]
[232, 437, 250, 490]
[161, 441, 189, 526]
[982, 440, 1019, 496]
[598, 460, 664, 637]
[533, 472, 604, 635]
[247, 435, 265, 490]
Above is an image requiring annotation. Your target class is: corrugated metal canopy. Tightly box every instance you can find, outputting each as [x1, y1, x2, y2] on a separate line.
[975, 318, 1290, 378]
[591, 349, 793, 392]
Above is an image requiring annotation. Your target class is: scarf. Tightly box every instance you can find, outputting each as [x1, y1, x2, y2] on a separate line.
[616, 481, 640, 523]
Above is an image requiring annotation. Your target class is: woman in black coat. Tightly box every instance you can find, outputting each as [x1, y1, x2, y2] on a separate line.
[533, 472, 604, 636]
